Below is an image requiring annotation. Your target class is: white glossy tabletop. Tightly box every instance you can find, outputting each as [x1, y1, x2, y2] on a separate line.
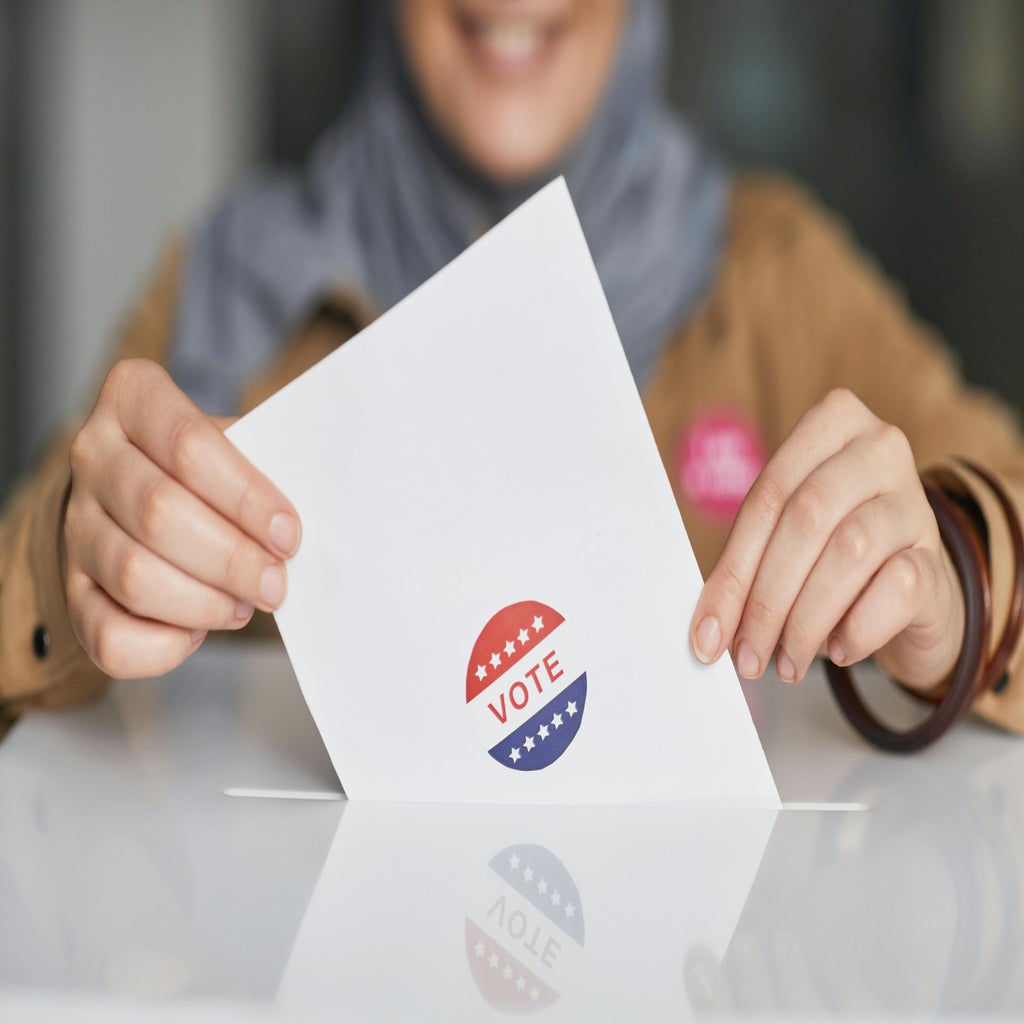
[0, 640, 1021, 1022]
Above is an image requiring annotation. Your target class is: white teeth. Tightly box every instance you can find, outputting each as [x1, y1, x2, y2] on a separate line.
[478, 20, 545, 62]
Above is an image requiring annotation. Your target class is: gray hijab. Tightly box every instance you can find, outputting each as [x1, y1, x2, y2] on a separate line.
[171, 0, 729, 414]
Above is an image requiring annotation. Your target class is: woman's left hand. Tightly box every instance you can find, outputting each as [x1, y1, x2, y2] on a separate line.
[689, 389, 965, 690]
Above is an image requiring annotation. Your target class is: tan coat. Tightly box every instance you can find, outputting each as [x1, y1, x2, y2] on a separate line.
[2, 177, 1023, 734]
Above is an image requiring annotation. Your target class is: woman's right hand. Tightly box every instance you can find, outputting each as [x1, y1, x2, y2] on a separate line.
[63, 358, 301, 679]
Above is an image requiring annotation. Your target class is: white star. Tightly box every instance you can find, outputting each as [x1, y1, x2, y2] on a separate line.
[475, 664, 488, 681]
[508, 853, 520, 870]
[524, 735, 535, 751]
[530, 988, 540, 1001]
[523, 866, 534, 882]
[490, 651, 502, 669]
[489, 953, 500, 968]
[566, 700, 577, 717]
[509, 747, 521, 763]
[551, 713, 563, 729]
[503, 964, 513, 981]
[518, 628, 530, 645]
[504, 639, 516, 657]
[564, 901, 576, 918]
[475, 940, 486, 956]
[538, 724, 549, 740]
[550, 890, 562, 906]
[537, 878, 548, 895]
[516, 976, 526, 991]
[532, 616, 544, 633]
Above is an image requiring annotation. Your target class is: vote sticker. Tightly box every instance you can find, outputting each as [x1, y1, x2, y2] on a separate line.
[676, 407, 766, 525]
[465, 843, 586, 1012]
[465, 600, 587, 772]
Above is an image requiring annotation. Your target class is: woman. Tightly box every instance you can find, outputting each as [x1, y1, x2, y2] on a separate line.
[2, 0, 1022, 739]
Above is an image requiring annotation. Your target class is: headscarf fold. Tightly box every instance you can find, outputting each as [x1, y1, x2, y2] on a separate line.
[171, 0, 729, 414]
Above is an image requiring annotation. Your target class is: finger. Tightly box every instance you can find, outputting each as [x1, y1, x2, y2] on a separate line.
[72, 501, 255, 632]
[774, 492, 920, 681]
[105, 360, 300, 558]
[827, 547, 937, 672]
[735, 432, 912, 679]
[691, 390, 876, 665]
[86, 441, 288, 612]
[66, 569, 206, 679]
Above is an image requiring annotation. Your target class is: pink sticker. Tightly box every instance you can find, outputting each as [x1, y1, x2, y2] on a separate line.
[677, 409, 766, 524]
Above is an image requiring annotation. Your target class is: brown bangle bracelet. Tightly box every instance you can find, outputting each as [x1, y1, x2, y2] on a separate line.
[883, 462, 1024, 717]
[825, 482, 991, 753]
[956, 459, 1024, 694]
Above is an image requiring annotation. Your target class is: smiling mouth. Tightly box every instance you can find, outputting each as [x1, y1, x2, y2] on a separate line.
[456, 7, 566, 77]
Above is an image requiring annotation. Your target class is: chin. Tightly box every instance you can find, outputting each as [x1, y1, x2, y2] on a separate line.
[466, 141, 561, 186]
[450, 106, 568, 186]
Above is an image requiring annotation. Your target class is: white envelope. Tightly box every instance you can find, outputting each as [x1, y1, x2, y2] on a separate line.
[228, 178, 778, 807]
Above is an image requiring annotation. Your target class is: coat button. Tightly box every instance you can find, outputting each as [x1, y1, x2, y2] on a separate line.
[32, 625, 51, 660]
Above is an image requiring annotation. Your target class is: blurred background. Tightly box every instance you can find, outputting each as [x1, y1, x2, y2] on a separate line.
[0, 0, 1022, 499]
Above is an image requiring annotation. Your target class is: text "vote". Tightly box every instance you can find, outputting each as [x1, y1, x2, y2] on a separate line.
[487, 650, 563, 724]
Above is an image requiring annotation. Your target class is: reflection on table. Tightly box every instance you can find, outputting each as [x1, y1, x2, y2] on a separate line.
[0, 641, 1021, 1020]
[684, 672, 1024, 1017]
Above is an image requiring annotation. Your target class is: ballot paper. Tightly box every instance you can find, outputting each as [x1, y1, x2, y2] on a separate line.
[228, 178, 778, 807]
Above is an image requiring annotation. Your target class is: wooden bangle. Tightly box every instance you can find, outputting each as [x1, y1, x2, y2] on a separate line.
[882, 462, 1024, 714]
[956, 459, 1024, 693]
[825, 482, 991, 753]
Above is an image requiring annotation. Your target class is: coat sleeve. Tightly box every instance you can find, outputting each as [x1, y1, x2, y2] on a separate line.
[0, 241, 185, 721]
[734, 178, 1024, 732]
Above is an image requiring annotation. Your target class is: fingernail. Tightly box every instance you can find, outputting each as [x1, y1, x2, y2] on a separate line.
[828, 636, 847, 665]
[776, 648, 796, 683]
[269, 513, 300, 557]
[693, 615, 721, 663]
[235, 601, 254, 622]
[736, 639, 761, 679]
[260, 565, 287, 608]
[190, 629, 206, 646]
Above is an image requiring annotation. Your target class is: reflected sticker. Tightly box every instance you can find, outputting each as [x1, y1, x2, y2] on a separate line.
[466, 843, 586, 1013]
[465, 600, 587, 771]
